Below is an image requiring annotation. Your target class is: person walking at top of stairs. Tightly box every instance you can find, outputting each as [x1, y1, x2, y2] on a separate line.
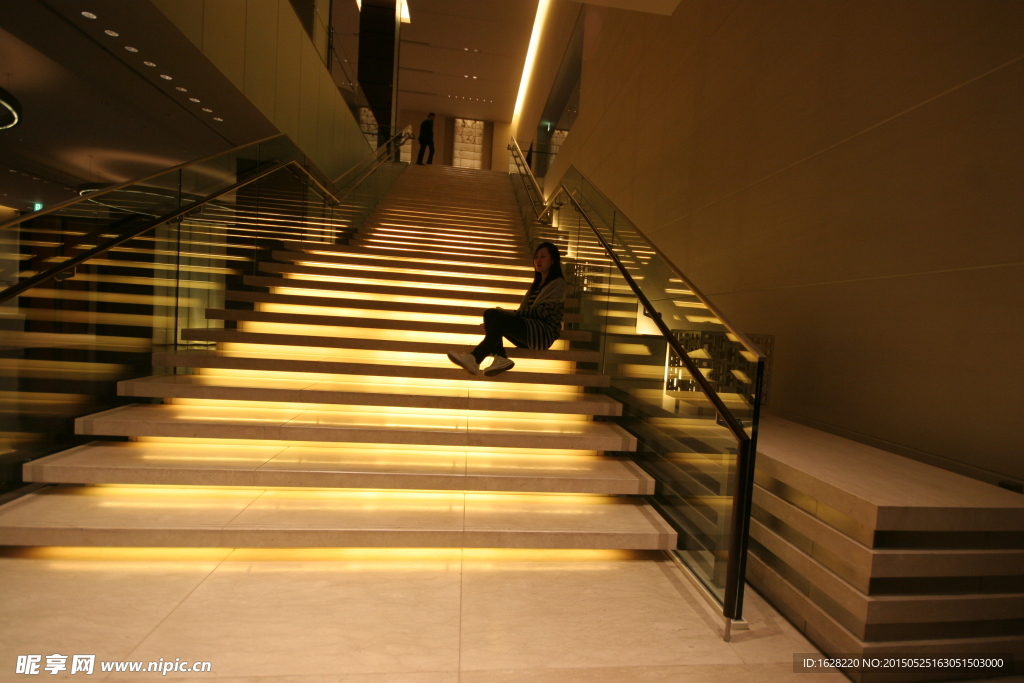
[416, 113, 436, 165]
[448, 241, 567, 377]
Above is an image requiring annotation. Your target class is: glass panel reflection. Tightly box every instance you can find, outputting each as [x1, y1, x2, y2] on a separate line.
[508, 140, 764, 610]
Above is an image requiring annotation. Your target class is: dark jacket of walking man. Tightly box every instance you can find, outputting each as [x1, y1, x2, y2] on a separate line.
[416, 113, 435, 165]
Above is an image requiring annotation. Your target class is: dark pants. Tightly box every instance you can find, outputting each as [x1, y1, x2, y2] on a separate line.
[472, 309, 529, 363]
[416, 140, 435, 164]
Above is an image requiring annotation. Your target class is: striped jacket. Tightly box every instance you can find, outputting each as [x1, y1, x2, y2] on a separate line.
[516, 277, 566, 350]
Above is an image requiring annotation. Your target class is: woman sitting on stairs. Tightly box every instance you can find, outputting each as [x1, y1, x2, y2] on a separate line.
[448, 241, 566, 377]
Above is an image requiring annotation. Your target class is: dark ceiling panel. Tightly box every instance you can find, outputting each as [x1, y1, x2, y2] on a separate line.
[0, 0, 278, 211]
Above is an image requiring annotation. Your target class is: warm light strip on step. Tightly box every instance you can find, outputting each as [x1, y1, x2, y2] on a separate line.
[299, 250, 531, 273]
[364, 230, 521, 248]
[216, 343, 574, 372]
[162, 398, 589, 422]
[236, 320, 487, 345]
[269, 287, 512, 309]
[193, 369, 582, 395]
[293, 260, 532, 284]
[3, 548, 643, 567]
[358, 244, 522, 262]
[359, 237, 516, 256]
[257, 302, 482, 325]
[282, 273, 524, 296]
[372, 224, 522, 241]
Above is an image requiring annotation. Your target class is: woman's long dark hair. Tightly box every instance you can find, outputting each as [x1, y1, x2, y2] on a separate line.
[532, 241, 564, 286]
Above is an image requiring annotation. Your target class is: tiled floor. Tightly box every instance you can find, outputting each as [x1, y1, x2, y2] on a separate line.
[0, 547, 854, 683]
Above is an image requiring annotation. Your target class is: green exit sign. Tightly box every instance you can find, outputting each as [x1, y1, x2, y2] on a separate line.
[32, 203, 42, 211]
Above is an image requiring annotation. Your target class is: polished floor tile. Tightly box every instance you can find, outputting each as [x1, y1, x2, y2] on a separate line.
[0, 550, 852, 682]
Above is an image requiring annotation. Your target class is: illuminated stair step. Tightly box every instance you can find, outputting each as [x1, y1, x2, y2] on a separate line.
[335, 243, 530, 266]
[180, 329, 601, 363]
[258, 262, 531, 290]
[271, 250, 530, 279]
[118, 374, 623, 416]
[153, 352, 610, 387]
[257, 264, 535, 295]
[242, 275, 580, 308]
[351, 234, 527, 256]
[202, 309, 593, 344]
[224, 291, 589, 328]
[0, 485, 675, 549]
[362, 226, 524, 246]
[26, 441, 650, 494]
[371, 217, 522, 236]
[245, 274, 524, 303]
[279, 240, 533, 272]
[76, 404, 637, 450]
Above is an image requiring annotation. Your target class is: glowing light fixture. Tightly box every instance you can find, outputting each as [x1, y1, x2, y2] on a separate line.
[104, 29, 119, 37]
[0, 87, 22, 130]
[511, 0, 552, 131]
[125, 46, 138, 52]
[81, 11, 97, 19]
[355, 0, 409, 23]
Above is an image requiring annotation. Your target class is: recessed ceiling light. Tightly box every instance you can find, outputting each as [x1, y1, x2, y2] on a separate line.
[472, 76, 477, 79]
[189, 97, 200, 103]
[202, 108, 212, 112]
[160, 74, 172, 80]
[464, 48, 468, 51]
[463, 75, 468, 78]
[473, 49, 479, 53]
[104, 29, 119, 37]
[143, 61, 156, 67]
[176, 86, 187, 92]
[213, 117, 223, 122]
[81, 11, 97, 19]
[125, 46, 138, 52]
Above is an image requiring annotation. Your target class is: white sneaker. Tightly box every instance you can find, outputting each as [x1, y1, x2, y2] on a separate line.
[484, 356, 515, 376]
[447, 351, 479, 375]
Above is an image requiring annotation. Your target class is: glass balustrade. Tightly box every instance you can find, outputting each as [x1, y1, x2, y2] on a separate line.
[0, 134, 407, 496]
[509, 138, 764, 618]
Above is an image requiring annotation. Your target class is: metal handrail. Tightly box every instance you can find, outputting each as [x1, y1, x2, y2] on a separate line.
[333, 131, 411, 187]
[509, 138, 761, 620]
[0, 134, 286, 233]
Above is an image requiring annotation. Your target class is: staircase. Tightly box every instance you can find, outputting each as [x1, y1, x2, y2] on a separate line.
[0, 164, 677, 551]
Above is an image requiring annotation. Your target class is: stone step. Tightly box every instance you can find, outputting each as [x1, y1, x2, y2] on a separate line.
[257, 261, 532, 291]
[24, 441, 651, 494]
[0, 484, 676, 549]
[272, 248, 531, 279]
[76, 404, 638, 450]
[182, 327, 600, 363]
[350, 239, 528, 264]
[153, 351, 611, 387]
[314, 243, 530, 268]
[223, 290, 588, 328]
[241, 275, 580, 309]
[119, 374, 623, 416]
[278, 240, 532, 272]
[370, 218, 524, 239]
[202, 309, 593, 344]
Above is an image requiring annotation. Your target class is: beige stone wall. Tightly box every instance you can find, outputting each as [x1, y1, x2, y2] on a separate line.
[150, 0, 370, 181]
[542, 1, 1024, 482]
